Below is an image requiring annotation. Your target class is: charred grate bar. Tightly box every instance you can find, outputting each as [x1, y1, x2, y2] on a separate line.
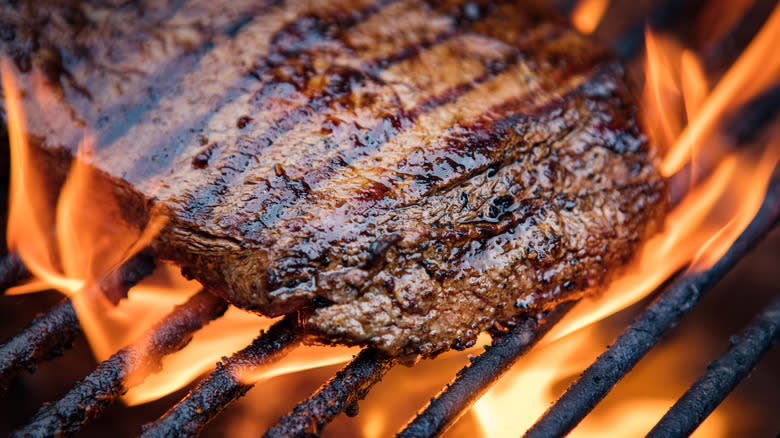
[0, 250, 155, 392]
[395, 304, 572, 438]
[522, 172, 780, 438]
[0, 297, 79, 394]
[11, 290, 227, 438]
[0, 252, 29, 294]
[140, 314, 301, 438]
[647, 292, 780, 437]
[264, 348, 397, 438]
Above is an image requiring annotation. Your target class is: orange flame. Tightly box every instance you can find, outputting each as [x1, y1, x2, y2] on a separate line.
[661, 4, 780, 175]
[571, 0, 610, 35]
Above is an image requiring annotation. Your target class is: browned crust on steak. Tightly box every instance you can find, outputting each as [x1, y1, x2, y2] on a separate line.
[0, 0, 668, 355]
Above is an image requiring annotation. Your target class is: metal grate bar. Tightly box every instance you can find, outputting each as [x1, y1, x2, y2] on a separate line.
[395, 303, 572, 438]
[0, 297, 80, 393]
[522, 173, 780, 438]
[264, 348, 397, 438]
[0, 251, 155, 391]
[140, 314, 301, 438]
[10, 290, 227, 438]
[0, 252, 29, 294]
[647, 293, 780, 438]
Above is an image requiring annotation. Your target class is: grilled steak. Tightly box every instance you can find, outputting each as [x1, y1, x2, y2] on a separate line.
[0, 0, 667, 355]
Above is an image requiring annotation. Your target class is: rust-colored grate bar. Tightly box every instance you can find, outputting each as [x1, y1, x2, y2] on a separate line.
[264, 348, 397, 438]
[10, 290, 227, 438]
[140, 314, 301, 438]
[522, 173, 780, 438]
[395, 303, 572, 438]
[647, 293, 780, 438]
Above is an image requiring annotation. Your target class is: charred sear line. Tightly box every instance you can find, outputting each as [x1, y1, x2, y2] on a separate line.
[278, 65, 618, 313]
[408, 65, 631, 221]
[90, 0, 293, 192]
[191, 0, 527, 231]
[281, 18, 596, 218]
[181, 0, 399, 219]
[365, 0, 495, 70]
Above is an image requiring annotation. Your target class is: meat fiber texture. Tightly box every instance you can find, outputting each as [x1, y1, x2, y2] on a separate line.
[0, 0, 667, 356]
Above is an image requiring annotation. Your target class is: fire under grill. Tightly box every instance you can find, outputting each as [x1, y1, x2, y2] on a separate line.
[0, 185, 778, 437]
[1, 0, 780, 437]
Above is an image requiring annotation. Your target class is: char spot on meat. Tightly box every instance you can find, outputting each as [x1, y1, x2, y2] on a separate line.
[487, 194, 514, 219]
[460, 191, 469, 207]
[236, 115, 253, 128]
[191, 142, 218, 169]
[365, 234, 402, 270]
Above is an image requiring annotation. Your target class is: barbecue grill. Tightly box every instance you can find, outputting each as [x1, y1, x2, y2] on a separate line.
[1, 0, 779, 437]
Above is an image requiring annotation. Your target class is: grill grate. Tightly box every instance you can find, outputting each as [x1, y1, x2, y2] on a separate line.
[264, 348, 396, 438]
[647, 293, 780, 438]
[0, 252, 29, 292]
[0, 297, 79, 394]
[12, 290, 226, 438]
[141, 314, 300, 438]
[4, 176, 775, 437]
[0, 251, 156, 392]
[396, 303, 573, 438]
[523, 175, 780, 438]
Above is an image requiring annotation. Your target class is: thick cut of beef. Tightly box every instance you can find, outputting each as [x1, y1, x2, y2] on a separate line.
[0, 0, 667, 355]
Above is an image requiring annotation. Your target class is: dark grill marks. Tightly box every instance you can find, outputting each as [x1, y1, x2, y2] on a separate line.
[0, 0, 196, 102]
[0, 0, 289, 202]
[222, 4, 592, 238]
[239, 35, 610, 297]
[330, 35, 596, 201]
[302, 67, 662, 351]
[427, 75, 651, 237]
[172, 0, 399, 225]
[356, 66, 595, 207]
[180, 0, 497, 230]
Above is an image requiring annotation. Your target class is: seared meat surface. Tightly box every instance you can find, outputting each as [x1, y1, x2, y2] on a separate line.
[0, 0, 667, 355]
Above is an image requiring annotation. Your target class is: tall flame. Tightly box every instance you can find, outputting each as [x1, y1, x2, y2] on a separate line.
[661, 4, 780, 175]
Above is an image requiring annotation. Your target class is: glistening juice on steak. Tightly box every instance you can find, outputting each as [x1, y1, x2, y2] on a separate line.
[0, 0, 668, 355]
